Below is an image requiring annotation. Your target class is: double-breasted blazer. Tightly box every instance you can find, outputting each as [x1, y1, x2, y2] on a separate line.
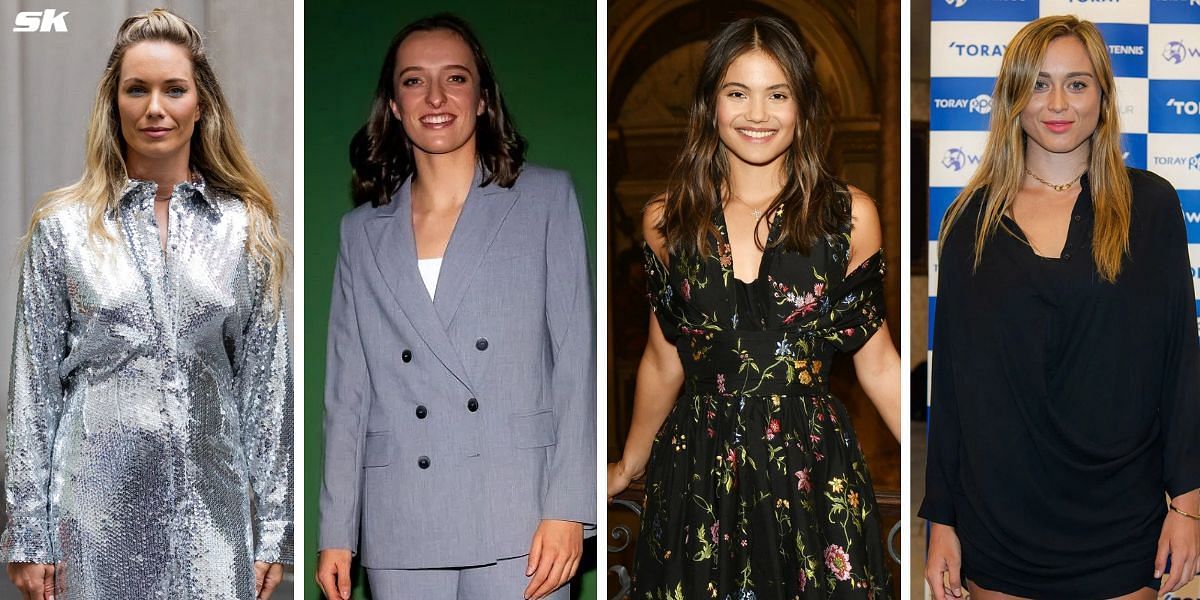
[318, 164, 596, 569]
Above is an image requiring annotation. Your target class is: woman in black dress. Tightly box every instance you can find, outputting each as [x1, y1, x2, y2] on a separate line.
[608, 17, 900, 599]
[921, 15, 1200, 600]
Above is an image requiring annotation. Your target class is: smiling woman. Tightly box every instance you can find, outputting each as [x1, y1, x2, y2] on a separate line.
[315, 13, 594, 600]
[607, 16, 900, 600]
[922, 15, 1200, 600]
[0, 9, 292, 600]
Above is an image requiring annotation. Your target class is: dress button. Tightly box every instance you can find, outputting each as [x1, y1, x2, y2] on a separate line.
[1073, 214, 1081, 222]
[475, 338, 489, 351]
[415, 405, 427, 419]
[402, 350, 412, 363]
[417, 456, 431, 469]
[467, 398, 479, 412]
[1062, 252, 1072, 260]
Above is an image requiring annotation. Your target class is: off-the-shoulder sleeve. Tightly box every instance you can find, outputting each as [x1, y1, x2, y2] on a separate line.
[810, 250, 885, 353]
[1, 219, 69, 563]
[642, 242, 682, 344]
[235, 260, 294, 564]
[1158, 187, 1200, 499]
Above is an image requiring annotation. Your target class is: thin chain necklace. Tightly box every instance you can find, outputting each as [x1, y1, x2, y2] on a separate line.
[1025, 167, 1084, 192]
[729, 192, 771, 220]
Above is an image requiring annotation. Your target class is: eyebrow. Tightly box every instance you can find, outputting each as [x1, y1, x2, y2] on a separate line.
[1037, 71, 1095, 79]
[122, 77, 191, 85]
[720, 81, 791, 90]
[397, 64, 473, 77]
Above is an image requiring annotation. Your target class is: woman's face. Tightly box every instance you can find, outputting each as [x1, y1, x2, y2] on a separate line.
[715, 50, 797, 171]
[1019, 35, 1101, 158]
[117, 41, 201, 168]
[389, 29, 485, 158]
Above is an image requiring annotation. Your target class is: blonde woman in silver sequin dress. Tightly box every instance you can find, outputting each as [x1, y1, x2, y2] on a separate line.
[1, 10, 292, 600]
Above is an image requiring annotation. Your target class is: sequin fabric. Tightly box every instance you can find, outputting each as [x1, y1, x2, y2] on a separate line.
[1, 177, 293, 599]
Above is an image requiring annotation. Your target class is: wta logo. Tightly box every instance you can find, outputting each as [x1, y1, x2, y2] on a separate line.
[941, 148, 982, 171]
[1163, 40, 1200, 64]
[945, 0, 968, 6]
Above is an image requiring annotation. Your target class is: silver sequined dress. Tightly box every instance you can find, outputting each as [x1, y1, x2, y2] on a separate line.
[1, 178, 293, 599]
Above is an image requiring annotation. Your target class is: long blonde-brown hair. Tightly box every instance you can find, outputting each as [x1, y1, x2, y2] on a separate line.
[24, 8, 289, 305]
[939, 15, 1130, 283]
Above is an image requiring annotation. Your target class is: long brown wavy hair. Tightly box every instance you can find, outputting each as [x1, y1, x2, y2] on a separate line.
[25, 8, 290, 306]
[656, 16, 848, 256]
[939, 15, 1130, 283]
[350, 13, 527, 207]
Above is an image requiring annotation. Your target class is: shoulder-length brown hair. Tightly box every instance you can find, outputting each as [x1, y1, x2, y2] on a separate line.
[939, 15, 1130, 283]
[350, 13, 526, 207]
[656, 16, 848, 256]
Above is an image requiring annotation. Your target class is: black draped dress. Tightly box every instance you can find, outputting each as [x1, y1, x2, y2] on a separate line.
[920, 168, 1200, 598]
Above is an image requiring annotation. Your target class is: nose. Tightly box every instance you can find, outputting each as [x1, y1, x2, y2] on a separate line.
[746, 94, 768, 123]
[1047, 84, 1068, 113]
[425, 80, 445, 108]
[147, 90, 166, 119]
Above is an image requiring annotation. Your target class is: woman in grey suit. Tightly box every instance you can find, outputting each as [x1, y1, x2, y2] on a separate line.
[315, 14, 595, 600]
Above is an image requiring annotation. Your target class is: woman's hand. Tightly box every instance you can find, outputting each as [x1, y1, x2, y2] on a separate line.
[1156, 507, 1200, 597]
[607, 460, 641, 503]
[315, 548, 353, 600]
[524, 519, 583, 600]
[6, 562, 54, 600]
[925, 523, 963, 600]
[253, 561, 284, 599]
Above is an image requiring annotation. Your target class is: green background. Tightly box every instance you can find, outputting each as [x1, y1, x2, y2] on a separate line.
[303, 1, 598, 598]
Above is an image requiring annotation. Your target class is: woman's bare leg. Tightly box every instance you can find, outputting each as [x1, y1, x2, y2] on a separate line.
[965, 580, 1155, 600]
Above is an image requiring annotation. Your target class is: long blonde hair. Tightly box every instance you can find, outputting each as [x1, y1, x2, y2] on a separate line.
[939, 15, 1130, 283]
[25, 8, 289, 305]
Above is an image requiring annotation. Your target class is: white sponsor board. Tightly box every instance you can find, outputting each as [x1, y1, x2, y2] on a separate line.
[931, 20, 1027, 78]
[1038, 0, 1147, 24]
[1149, 23, 1200, 80]
[1147, 133, 1200, 189]
[929, 130, 990, 188]
[1115, 76, 1149, 133]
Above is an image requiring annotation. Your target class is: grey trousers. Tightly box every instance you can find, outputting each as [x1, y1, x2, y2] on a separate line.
[366, 555, 571, 600]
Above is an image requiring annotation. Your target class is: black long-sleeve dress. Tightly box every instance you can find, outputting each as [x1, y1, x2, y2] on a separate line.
[920, 168, 1200, 598]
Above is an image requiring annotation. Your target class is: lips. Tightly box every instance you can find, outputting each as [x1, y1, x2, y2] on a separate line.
[141, 127, 172, 139]
[1042, 120, 1074, 134]
[419, 113, 456, 128]
[736, 127, 777, 142]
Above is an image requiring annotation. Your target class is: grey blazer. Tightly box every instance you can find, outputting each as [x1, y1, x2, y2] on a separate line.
[318, 165, 596, 569]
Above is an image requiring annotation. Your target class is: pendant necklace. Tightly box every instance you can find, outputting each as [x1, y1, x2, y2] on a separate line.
[1025, 167, 1084, 192]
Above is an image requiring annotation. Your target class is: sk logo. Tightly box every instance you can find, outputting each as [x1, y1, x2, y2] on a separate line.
[12, 9, 69, 32]
[945, 0, 968, 7]
[942, 148, 968, 171]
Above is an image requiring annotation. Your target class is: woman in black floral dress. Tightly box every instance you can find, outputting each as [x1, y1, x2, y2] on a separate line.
[607, 17, 900, 600]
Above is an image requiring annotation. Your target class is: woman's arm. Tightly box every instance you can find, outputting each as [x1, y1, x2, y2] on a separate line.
[235, 250, 294, 566]
[1, 219, 69, 564]
[609, 314, 686, 493]
[609, 201, 685, 496]
[846, 187, 900, 441]
[1153, 183, 1200, 596]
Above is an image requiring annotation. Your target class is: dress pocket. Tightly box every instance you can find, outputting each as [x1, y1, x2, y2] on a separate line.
[362, 431, 391, 467]
[510, 408, 557, 449]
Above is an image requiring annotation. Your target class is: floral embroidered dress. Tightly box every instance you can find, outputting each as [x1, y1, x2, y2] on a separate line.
[633, 204, 890, 600]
